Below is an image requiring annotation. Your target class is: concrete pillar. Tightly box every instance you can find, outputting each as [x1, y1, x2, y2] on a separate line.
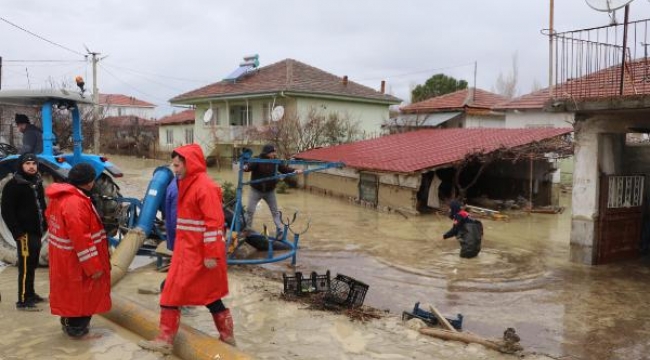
[570, 125, 600, 264]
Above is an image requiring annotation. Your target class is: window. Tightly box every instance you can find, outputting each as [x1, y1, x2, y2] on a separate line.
[229, 105, 252, 126]
[185, 128, 194, 144]
[166, 129, 174, 144]
[359, 173, 378, 205]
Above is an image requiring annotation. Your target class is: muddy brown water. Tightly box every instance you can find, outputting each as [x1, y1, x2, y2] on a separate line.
[38, 156, 650, 359]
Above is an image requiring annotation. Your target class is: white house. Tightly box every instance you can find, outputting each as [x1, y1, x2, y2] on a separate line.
[169, 58, 401, 161]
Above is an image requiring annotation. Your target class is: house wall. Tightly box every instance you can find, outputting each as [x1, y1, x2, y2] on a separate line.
[570, 115, 649, 264]
[465, 115, 505, 128]
[158, 124, 195, 153]
[190, 96, 392, 158]
[505, 110, 574, 128]
[377, 184, 418, 213]
[193, 98, 289, 157]
[304, 167, 420, 214]
[295, 98, 390, 139]
[103, 106, 155, 119]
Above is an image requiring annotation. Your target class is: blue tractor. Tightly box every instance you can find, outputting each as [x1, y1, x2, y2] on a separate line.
[0, 88, 125, 264]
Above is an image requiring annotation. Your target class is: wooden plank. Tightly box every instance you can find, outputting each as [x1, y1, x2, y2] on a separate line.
[466, 204, 500, 214]
[419, 328, 501, 351]
[428, 305, 457, 332]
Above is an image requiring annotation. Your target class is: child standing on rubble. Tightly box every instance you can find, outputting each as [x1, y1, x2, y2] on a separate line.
[442, 200, 482, 258]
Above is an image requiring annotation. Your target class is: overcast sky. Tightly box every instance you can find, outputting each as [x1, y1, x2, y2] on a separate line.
[2, 0, 650, 117]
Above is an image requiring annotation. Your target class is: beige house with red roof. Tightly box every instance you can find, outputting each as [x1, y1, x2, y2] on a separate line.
[157, 109, 195, 154]
[99, 94, 156, 119]
[545, 19, 650, 265]
[169, 58, 401, 161]
[388, 88, 507, 131]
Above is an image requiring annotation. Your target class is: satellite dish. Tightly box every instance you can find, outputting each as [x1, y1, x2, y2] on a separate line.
[203, 108, 213, 124]
[585, 0, 635, 12]
[271, 106, 285, 122]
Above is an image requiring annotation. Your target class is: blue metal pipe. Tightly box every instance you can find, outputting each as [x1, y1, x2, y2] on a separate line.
[135, 166, 173, 236]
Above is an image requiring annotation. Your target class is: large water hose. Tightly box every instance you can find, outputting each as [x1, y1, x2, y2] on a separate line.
[104, 294, 251, 360]
[110, 166, 173, 285]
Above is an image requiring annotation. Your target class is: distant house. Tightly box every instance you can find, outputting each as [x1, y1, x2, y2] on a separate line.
[296, 128, 572, 214]
[101, 115, 158, 157]
[157, 109, 195, 154]
[493, 88, 574, 128]
[170, 58, 401, 161]
[99, 94, 156, 119]
[387, 88, 507, 131]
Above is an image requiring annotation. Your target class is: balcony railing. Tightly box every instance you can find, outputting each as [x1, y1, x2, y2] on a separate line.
[551, 17, 650, 99]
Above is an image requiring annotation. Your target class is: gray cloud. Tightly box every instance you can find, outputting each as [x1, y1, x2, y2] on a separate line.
[2, 0, 648, 116]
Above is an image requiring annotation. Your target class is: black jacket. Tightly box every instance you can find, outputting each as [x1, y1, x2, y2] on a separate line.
[20, 124, 43, 155]
[1, 172, 47, 238]
[244, 155, 295, 192]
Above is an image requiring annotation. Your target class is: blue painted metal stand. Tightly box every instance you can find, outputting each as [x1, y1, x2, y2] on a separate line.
[226, 148, 343, 265]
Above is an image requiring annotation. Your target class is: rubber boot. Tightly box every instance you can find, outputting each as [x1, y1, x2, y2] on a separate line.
[138, 307, 181, 354]
[212, 309, 236, 346]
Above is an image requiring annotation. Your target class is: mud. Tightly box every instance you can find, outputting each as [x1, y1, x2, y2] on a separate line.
[0, 155, 648, 359]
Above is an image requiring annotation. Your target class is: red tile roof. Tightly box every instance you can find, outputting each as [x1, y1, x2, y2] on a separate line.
[159, 109, 195, 125]
[170, 59, 401, 104]
[497, 59, 650, 110]
[103, 115, 157, 128]
[296, 128, 573, 173]
[99, 94, 155, 108]
[401, 88, 508, 113]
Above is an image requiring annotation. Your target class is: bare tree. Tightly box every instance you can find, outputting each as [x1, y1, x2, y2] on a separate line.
[494, 53, 519, 99]
[251, 107, 361, 157]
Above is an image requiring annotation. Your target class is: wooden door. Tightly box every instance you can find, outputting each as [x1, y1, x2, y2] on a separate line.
[596, 175, 644, 264]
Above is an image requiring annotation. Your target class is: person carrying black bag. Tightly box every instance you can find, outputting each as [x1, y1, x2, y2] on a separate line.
[442, 200, 482, 258]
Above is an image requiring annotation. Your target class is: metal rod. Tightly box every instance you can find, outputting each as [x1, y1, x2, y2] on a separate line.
[620, 4, 630, 95]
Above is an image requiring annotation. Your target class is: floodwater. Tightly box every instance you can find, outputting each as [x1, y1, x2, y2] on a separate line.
[114, 155, 650, 360]
[0, 155, 648, 359]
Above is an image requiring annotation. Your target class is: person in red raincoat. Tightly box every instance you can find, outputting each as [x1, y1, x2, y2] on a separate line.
[45, 162, 111, 337]
[140, 144, 234, 355]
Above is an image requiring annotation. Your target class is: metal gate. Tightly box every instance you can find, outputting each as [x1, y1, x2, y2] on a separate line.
[596, 175, 644, 264]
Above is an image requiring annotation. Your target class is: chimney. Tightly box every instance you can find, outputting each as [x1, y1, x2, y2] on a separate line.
[380, 80, 386, 94]
[342, 75, 348, 86]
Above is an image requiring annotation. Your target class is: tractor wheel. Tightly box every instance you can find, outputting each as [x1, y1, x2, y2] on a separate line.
[91, 173, 122, 237]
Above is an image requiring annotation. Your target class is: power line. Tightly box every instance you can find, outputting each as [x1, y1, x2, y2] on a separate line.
[102, 63, 189, 93]
[0, 16, 85, 57]
[103, 61, 208, 83]
[99, 64, 169, 105]
[4, 59, 85, 63]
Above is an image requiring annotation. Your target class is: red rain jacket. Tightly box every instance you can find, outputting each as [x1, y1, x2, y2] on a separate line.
[45, 183, 111, 316]
[160, 144, 228, 306]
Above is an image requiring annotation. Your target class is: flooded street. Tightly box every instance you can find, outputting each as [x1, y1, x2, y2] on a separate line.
[1, 154, 648, 359]
[112, 155, 650, 360]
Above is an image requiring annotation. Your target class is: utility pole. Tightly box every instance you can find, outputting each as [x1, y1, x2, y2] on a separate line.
[548, 0, 554, 97]
[0, 56, 3, 90]
[89, 51, 100, 153]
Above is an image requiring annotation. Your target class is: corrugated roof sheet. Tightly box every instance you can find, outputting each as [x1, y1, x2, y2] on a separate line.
[388, 112, 462, 127]
[170, 59, 402, 104]
[296, 127, 573, 173]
